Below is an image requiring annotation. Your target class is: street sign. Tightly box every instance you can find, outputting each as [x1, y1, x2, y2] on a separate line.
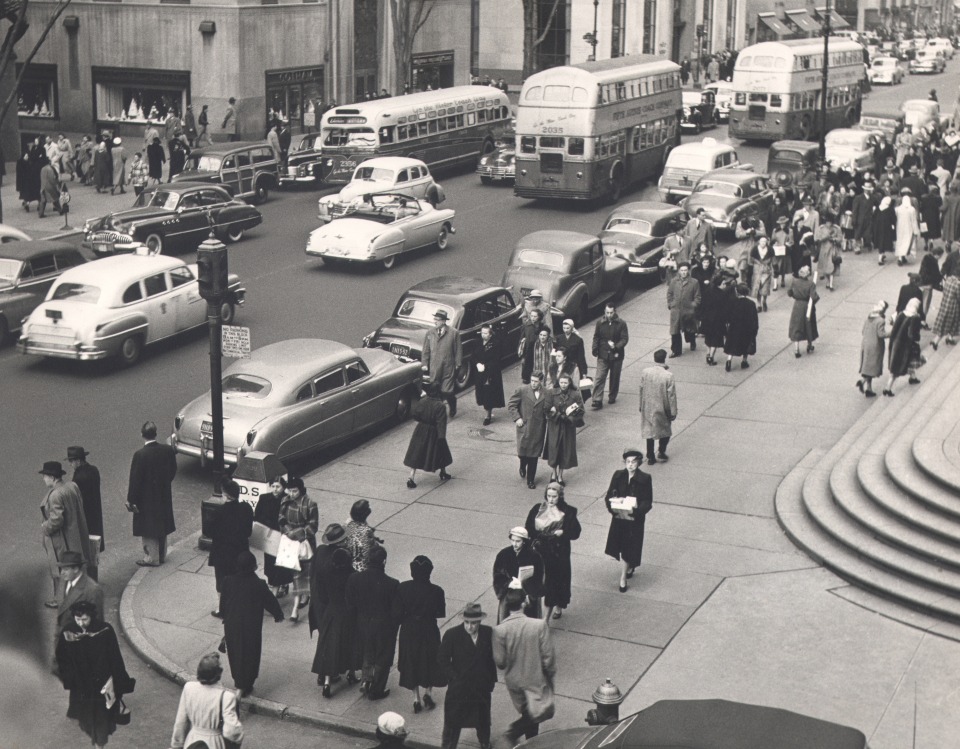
[222, 325, 251, 358]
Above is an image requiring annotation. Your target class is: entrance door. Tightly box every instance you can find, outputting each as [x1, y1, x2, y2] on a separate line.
[355, 71, 377, 100]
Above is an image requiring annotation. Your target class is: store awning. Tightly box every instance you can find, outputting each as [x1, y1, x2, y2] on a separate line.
[815, 7, 851, 29]
[758, 13, 792, 37]
[786, 9, 822, 34]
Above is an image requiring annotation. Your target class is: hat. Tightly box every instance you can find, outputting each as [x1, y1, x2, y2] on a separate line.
[872, 300, 889, 314]
[776, 215, 790, 224]
[377, 712, 407, 738]
[113, 137, 122, 146]
[863, 181, 875, 190]
[508, 526, 529, 541]
[562, 318, 576, 328]
[433, 309, 449, 321]
[236, 550, 257, 573]
[321, 522, 347, 545]
[66, 446, 88, 460]
[900, 187, 912, 195]
[526, 289, 544, 299]
[462, 602, 487, 621]
[802, 195, 814, 205]
[39, 461, 66, 477]
[622, 448, 643, 459]
[57, 550, 85, 568]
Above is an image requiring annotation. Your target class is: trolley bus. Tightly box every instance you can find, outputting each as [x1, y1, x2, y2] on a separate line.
[316, 86, 511, 184]
[729, 38, 866, 142]
[513, 56, 682, 201]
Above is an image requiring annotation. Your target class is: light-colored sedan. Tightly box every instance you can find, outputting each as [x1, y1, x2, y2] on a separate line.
[17, 255, 245, 366]
[824, 128, 880, 175]
[910, 49, 946, 74]
[171, 339, 424, 465]
[306, 193, 455, 270]
[868, 57, 905, 85]
[317, 156, 445, 222]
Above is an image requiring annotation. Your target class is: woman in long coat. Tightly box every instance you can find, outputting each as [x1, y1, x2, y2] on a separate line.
[206, 480, 253, 617]
[220, 551, 284, 697]
[170, 654, 243, 749]
[474, 325, 505, 425]
[815, 217, 842, 291]
[395, 555, 446, 712]
[885, 297, 923, 395]
[931, 271, 960, 348]
[146, 136, 165, 183]
[750, 236, 776, 310]
[252, 475, 294, 596]
[857, 300, 890, 397]
[404, 381, 452, 487]
[16, 149, 40, 210]
[787, 265, 819, 357]
[698, 257, 727, 366]
[875, 196, 897, 265]
[920, 185, 943, 251]
[110, 138, 127, 195]
[542, 373, 583, 485]
[55, 600, 134, 748]
[724, 284, 760, 371]
[604, 449, 653, 593]
[92, 140, 112, 193]
[524, 482, 581, 621]
[278, 476, 318, 622]
[311, 545, 358, 696]
[941, 181, 960, 244]
[895, 194, 921, 265]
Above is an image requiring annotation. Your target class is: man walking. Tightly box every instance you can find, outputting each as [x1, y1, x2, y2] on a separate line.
[197, 104, 211, 147]
[40, 461, 93, 607]
[183, 104, 198, 147]
[422, 309, 463, 417]
[438, 603, 497, 749]
[591, 303, 629, 408]
[66, 446, 104, 580]
[345, 545, 399, 700]
[508, 373, 549, 489]
[55, 551, 103, 633]
[638, 350, 678, 464]
[493, 586, 557, 746]
[667, 262, 700, 357]
[126, 421, 177, 567]
[851, 181, 877, 255]
[222, 97, 238, 142]
[684, 207, 714, 253]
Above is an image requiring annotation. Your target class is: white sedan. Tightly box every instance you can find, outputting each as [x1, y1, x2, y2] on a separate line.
[306, 193, 455, 270]
[868, 57, 905, 85]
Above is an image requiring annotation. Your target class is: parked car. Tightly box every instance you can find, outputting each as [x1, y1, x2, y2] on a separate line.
[909, 48, 946, 73]
[900, 99, 950, 130]
[766, 140, 820, 193]
[517, 699, 867, 749]
[172, 339, 423, 466]
[682, 169, 775, 231]
[281, 133, 324, 186]
[477, 125, 516, 185]
[317, 157, 445, 223]
[658, 138, 744, 203]
[305, 193, 455, 270]
[18, 255, 245, 367]
[927, 37, 955, 60]
[0, 240, 86, 343]
[868, 56, 905, 84]
[824, 128, 880, 175]
[363, 276, 523, 390]
[81, 183, 263, 257]
[501, 230, 628, 325]
[704, 81, 733, 122]
[599, 202, 687, 278]
[173, 141, 280, 204]
[0, 224, 32, 243]
[680, 89, 716, 132]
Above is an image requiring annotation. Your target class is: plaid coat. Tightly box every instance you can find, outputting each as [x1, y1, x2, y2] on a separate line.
[934, 275, 960, 338]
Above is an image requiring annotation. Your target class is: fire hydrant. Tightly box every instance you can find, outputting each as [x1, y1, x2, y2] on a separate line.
[585, 678, 624, 726]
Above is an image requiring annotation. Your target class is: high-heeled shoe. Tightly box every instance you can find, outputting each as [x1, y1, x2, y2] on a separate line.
[908, 377, 921, 385]
[406, 478, 417, 489]
[439, 470, 451, 481]
[795, 351, 802, 358]
[322, 684, 332, 699]
[806, 344, 815, 353]
[882, 389, 894, 397]
[855, 380, 864, 393]
[423, 694, 436, 710]
[725, 360, 732, 372]
[413, 700, 423, 714]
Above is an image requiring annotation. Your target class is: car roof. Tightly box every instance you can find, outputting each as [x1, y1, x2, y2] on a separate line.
[226, 339, 358, 384]
[516, 230, 598, 255]
[57, 255, 187, 285]
[672, 139, 734, 156]
[144, 182, 228, 194]
[404, 276, 507, 303]
[0, 239, 81, 260]
[827, 128, 870, 138]
[609, 202, 686, 220]
[770, 140, 820, 152]
[355, 156, 427, 170]
[189, 141, 274, 157]
[698, 169, 760, 184]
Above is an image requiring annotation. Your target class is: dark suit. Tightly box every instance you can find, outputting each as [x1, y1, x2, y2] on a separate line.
[438, 624, 497, 749]
[345, 565, 400, 698]
[72, 461, 105, 555]
[591, 314, 629, 404]
[127, 440, 177, 564]
[56, 572, 104, 633]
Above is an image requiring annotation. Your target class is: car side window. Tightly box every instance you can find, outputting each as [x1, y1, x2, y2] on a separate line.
[235, 153, 251, 167]
[25, 254, 56, 278]
[179, 194, 201, 209]
[122, 282, 143, 304]
[473, 298, 497, 325]
[346, 360, 370, 383]
[223, 157, 236, 170]
[574, 250, 592, 272]
[55, 251, 84, 270]
[495, 292, 515, 316]
[460, 304, 477, 330]
[396, 169, 409, 183]
[169, 266, 194, 288]
[295, 382, 313, 402]
[143, 273, 168, 297]
[314, 368, 346, 396]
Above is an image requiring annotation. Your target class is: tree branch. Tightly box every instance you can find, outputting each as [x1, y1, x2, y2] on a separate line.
[412, 0, 436, 36]
[533, 0, 562, 49]
[0, 0, 31, 85]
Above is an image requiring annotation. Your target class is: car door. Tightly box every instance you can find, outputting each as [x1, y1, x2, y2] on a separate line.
[12, 252, 59, 323]
[286, 366, 353, 456]
[141, 271, 178, 342]
[220, 155, 241, 198]
[169, 265, 205, 331]
[235, 152, 255, 197]
[170, 192, 210, 249]
[346, 358, 385, 431]
[202, 188, 238, 234]
[403, 200, 436, 249]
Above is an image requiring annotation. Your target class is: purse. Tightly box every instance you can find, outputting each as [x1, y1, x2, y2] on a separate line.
[114, 698, 131, 725]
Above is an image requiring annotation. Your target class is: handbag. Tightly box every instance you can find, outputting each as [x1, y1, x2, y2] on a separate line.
[297, 539, 314, 561]
[114, 698, 131, 725]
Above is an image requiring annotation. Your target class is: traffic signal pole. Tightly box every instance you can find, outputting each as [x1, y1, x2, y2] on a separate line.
[819, 0, 832, 163]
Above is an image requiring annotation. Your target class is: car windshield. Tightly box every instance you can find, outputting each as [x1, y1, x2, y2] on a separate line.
[193, 155, 223, 172]
[353, 166, 394, 181]
[323, 127, 377, 148]
[135, 191, 180, 210]
[682, 92, 702, 105]
[517, 249, 564, 268]
[694, 181, 742, 197]
[770, 149, 803, 163]
[222, 374, 272, 398]
[873, 59, 893, 67]
[0, 258, 22, 283]
[50, 283, 100, 303]
[395, 298, 456, 324]
[825, 132, 866, 148]
[604, 217, 652, 236]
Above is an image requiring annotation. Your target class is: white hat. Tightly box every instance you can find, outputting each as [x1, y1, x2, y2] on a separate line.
[377, 712, 407, 737]
[113, 137, 122, 146]
[508, 526, 529, 541]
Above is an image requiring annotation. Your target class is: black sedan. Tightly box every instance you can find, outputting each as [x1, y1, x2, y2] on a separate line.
[81, 182, 263, 257]
[682, 168, 774, 232]
[599, 202, 687, 280]
[680, 89, 716, 133]
[363, 276, 523, 390]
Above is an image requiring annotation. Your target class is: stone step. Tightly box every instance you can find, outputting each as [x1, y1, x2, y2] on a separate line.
[886, 438, 960, 524]
[912, 379, 960, 495]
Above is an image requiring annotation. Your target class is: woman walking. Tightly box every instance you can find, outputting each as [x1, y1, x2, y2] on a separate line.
[931, 269, 960, 349]
[404, 380, 452, 488]
[278, 476, 318, 623]
[310, 543, 359, 697]
[750, 235, 775, 310]
[170, 653, 243, 749]
[346, 499, 379, 572]
[603, 449, 653, 593]
[474, 324, 505, 425]
[875, 196, 897, 266]
[109, 137, 127, 195]
[547, 346, 581, 389]
[16, 148, 40, 211]
[857, 301, 890, 398]
[55, 601, 134, 748]
[518, 309, 546, 384]
[787, 265, 819, 357]
[895, 193, 921, 266]
[885, 297, 924, 395]
[919, 245, 944, 324]
[524, 482, 581, 622]
[698, 256, 727, 365]
[815, 216, 842, 291]
[920, 184, 943, 252]
[395, 555, 446, 714]
[723, 284, 759, 371]
[92, 140, 112, 193]
[252, 475, 293, 598]
[543, 373, 583, 486]
[146, 136, 165, 185]
[771, 215, 794, 290]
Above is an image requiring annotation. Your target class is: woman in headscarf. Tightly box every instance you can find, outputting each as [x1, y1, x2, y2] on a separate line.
[524, 482, 581, 622]
[931, 268, 960, 349]
[750, 235, 776, 310]
[278, 476, 318, 622]
[252, 475, 294, 597]
[394, 555, 446, 714]
[895, 193, 921, 266]
[815, 215, 842, 291]
[885, 297, 924, 395]
[723, 284, 759, 371]
[604, 449, 653, 593]
[404, 380, 453, 488]
[543, 372, 583, 486]
[787, 265, 819, 357]
[941, 181, 960, 245]
[857, 301, 891, 398]
[55, 600, 134, 748]
[875, 195, 897, 266]
[474, 323, 505, 426]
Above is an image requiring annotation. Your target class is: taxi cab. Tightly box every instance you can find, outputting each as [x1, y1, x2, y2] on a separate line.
[658, 138, 743, 203]
[900, 99, 950, 130]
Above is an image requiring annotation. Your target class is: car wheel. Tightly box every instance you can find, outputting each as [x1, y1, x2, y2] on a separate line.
[118, 335, 143, 367]
[480, 176, 493, 186]
[454, 359, 472, 390]
[253, 181, 269, 205]
[225, 225, 244, 243]
[219, 301, 235, 324]
[382, 254, 397, 270]
[144, 233, 163, 255]
[436, 225, 450, 250]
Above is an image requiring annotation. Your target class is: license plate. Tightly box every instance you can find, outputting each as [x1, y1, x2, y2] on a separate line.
[200, 420, 213, 436]
[45, 309, 62, 320]
[390, 344, 410, 356]
[94, 242, 112, 253]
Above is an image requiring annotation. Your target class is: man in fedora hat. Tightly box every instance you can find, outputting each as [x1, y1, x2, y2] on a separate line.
[55, 550, 103, 633]
[438, 602, 497, 749]
[67, 446, 104, 561]
[40, 461, 92, 608]
[901, 164, 927, 200]
[126, 420, 177, 566]
[851, 181, 878, 256]
[422, 308, 463, 417]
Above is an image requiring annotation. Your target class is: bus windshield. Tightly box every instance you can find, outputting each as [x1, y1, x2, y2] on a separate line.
[323, 127, 378, 148]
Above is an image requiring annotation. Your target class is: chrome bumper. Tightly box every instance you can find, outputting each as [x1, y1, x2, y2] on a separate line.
[170, 434, 240, 465]
[17, 339, 109, 360]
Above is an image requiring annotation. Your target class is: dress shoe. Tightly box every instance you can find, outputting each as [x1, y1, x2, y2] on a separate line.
[806, 344, 815, 353]
[346, 671, 360, 685]
[908, 377, 921, 385]
[136, 559, 159, 567]
[527, 480, 536, 489]
[359, 680, 370, 694]
[519, 464, 526, 479]
[608, 396, 616, 404]
[865, 390, 876, 397]
[591, 401, 603, 409]
[423, 694, 436, 710]
[368, 689, 391, 701]
[740, 361, 750, 369]
[795, 352, 801, 358]
[646, 456, 657, 465]
[322, 684, 332, 699]
[406, 478, 417, 489]
[762, 298, 768, 312]
[618, 584, 628, 593]
[931, 341, 939, 351]
[657, 452, 669, 462]
[211, 609, 223, 618]
[439, 470, 451, 481]
[240, 687, 253, 698]
[725, 360, 731, 372]
[855, 380, 864, 393]
[882, 389, 894, 397]
[552, 609, 562, 620]
[482, 417, 492, 426]
[669, 351, 680, 358]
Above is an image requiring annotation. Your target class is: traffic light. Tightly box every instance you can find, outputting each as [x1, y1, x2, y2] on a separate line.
[696, 24, 705, 38]
[197, 238, 229, 302]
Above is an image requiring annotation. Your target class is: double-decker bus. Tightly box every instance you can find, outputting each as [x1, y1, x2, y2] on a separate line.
[513, 56, 682, 201]
[316, 86, 511, 184]
[729, 38, 866, 142]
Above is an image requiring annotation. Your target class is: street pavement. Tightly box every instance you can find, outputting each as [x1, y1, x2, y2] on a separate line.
[119, 239, 960, 749]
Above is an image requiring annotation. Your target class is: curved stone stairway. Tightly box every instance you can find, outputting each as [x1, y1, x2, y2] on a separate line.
[776, 340, 960, 624]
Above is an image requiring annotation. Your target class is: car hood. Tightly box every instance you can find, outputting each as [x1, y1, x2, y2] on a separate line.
[310, 217, 388, 243]
[89, 206, 171, 229]
[371, 317, 431, 350]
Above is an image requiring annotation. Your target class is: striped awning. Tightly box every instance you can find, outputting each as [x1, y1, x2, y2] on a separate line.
[758, 13, 792, 37]
[786, 9, 822, 33]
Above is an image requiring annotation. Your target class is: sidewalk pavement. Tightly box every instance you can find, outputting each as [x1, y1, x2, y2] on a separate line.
[120, 248, 960, 749]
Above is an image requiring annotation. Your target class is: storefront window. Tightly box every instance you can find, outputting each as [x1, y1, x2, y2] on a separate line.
[17, 63, 57, 118]
[92, 67, 190, 124]
[411, 51, 454, 91]
[535, 0, 570, 70]
[265, 67, 324, 132]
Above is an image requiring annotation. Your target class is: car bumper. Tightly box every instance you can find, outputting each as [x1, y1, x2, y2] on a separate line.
[628, 263, 660, 275]
[305, 246, 377, 262]
[171, 434, 241, 465]
[17, 338, 109, 360]
[83, 237, 138, 256]
[477, 166, 515, 181]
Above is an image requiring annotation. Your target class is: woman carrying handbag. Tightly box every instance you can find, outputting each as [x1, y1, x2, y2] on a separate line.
[170, 653, 243, 749]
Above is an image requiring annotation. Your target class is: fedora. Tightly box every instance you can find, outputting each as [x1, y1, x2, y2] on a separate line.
[57, 550, 85, 568]
[39, 461, 66, 477]
[66, 446, 89, 461]
[461, 602, 487, 621]
[433, 309, 449, 321]
[321, 523, 347, 545]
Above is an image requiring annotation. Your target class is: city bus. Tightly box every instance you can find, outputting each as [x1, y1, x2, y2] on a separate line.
[513, 56, 682, 201]
[729, 38, 866, 142]
[315, 86, 511, 184]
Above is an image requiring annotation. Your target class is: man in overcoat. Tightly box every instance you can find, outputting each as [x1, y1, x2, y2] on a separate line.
[683, 207, 714, 253]
[39, 461, 92, 607]
[851, 181, 878, 255]
[493, 588, 556, 745]
[422, 309, 463, 417]
[437, 603, 497, 749]
[345, 545, 399, 700]
[508, 373, 548, 489]
[638, 349, 678, 464]
[667, 262, 701, 357]
[126, 421, 177, 566]
[67, 446, 104, 574]
[591, 303, 629, 408]
[55, 550, 103, 633]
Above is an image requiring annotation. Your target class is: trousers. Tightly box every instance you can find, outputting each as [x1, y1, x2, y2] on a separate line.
[441, 719, 491, 749]
[592, 357, 622, 403]
[646, 437, 670, 459]
[142, 535, 167, 565]
[504, 711, 540, 746]
[671, 332, 696, 355]
[519, 456, 539, 483]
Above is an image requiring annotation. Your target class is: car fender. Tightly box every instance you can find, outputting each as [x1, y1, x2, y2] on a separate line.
[556, 282, 590, 317]
[92, 312, 150, 350]
[374, 228, 407, 256]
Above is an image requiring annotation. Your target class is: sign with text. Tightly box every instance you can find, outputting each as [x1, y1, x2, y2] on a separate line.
[222, 325, 251, 358]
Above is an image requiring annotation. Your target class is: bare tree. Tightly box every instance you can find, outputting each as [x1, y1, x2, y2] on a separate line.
[0, 0, 74, 222]
[389, 0, 437, 94]
[522, 0, 562, 80]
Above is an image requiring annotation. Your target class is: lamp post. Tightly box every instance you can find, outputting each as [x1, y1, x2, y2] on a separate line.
[819, 0, 832, 163]
[591, 0, 599, 60]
